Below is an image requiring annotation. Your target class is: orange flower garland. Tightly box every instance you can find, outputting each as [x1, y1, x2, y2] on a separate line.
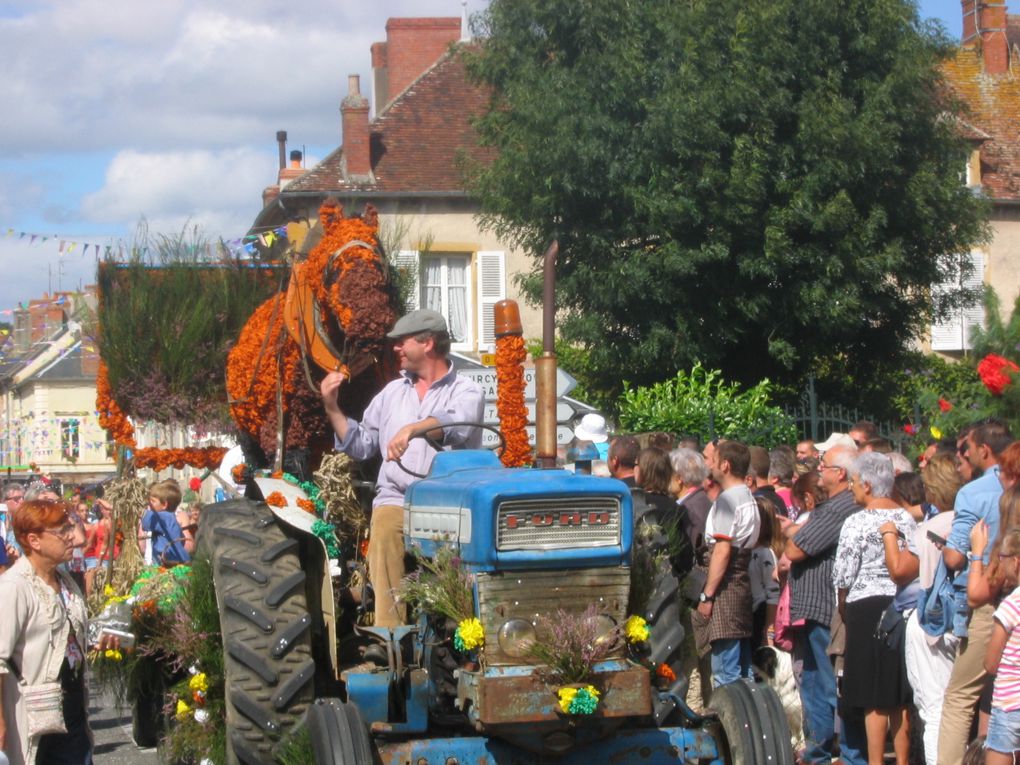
[495, 333, 531, 467]
[133, 447, 228, 471]
[96, 360, 136, 448]
[296, 498, 316, 514]
[226, 294, 298, 437]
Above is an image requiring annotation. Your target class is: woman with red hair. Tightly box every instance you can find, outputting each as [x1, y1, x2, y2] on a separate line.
[0, 499, 93, 765]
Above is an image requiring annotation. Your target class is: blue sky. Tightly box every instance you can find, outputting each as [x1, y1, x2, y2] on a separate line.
[0, 0, 971, 316]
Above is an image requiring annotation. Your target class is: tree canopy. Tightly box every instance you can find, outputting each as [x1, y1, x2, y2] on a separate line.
[465, 0, 989, 402]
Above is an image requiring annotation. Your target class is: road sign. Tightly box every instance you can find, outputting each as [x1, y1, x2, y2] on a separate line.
[458, 368, 577, 401]
[481, 425, 573, 448]
[483, 401, 574, 424]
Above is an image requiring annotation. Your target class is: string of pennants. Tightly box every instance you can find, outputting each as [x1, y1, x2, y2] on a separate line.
[0, 414, 117, 459]
[3, 224, 290, 258]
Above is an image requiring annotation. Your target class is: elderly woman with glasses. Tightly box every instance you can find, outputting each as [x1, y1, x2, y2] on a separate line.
[832, 452, 919, 765]
[0, 499, 94, 765]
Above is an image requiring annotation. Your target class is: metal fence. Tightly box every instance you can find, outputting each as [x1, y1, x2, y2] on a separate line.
[782, 377, 908, 450]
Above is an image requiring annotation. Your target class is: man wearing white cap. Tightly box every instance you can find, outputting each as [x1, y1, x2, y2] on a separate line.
[320, 309, 484, 629]
[574, 413, 610, 461]
[813, 432, 856, 453]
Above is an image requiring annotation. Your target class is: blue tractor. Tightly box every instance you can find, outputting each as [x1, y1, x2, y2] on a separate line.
[199, 437, 794, 765]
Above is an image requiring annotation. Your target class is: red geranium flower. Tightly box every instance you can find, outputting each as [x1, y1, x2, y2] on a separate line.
[978, 354, 1020, 396]
[938, 398, 952, 413]
[902, 424, 918, 435]
[189, 477, 202, 491]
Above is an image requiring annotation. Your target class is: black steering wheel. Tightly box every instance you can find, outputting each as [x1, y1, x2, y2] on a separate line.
[393, 421, 508, 478]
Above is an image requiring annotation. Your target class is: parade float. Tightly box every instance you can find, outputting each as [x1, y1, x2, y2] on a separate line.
[90, 205, 792, 764]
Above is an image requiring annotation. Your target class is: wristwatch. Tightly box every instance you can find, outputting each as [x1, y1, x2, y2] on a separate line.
[967, 551, 983, 563]
[699, 591, 716, 603]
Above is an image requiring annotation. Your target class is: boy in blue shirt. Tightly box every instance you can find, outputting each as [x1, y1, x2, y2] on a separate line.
[141, 479, 190, 565]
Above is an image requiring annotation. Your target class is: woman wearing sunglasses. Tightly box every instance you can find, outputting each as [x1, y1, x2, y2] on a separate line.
[0, 499, 96, 765]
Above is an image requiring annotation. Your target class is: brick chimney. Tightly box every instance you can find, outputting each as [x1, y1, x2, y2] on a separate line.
[279, 150, 304, 190]
[371, 17, 461, 114]
[341, 74, 372, 181]
[962, 0, 1010, 75]
[28, 295, 65, 344]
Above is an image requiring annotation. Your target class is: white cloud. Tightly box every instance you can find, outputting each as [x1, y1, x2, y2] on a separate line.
[80, 147, 279, 237]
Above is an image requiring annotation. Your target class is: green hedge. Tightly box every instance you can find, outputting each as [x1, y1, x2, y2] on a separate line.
[617, 364, 796, 448]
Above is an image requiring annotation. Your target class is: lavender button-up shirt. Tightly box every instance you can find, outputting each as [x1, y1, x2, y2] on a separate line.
[336, 363, 485, 508]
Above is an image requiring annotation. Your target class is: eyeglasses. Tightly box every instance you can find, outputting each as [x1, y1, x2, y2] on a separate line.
[42, 523, 75, 538]
[6, 495, 23, 503]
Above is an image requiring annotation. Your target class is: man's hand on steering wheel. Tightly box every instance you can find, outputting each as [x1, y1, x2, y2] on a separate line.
[386, 423, 420, 461]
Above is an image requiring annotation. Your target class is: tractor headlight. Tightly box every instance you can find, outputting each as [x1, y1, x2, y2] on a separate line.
[497, 618, 537, 657]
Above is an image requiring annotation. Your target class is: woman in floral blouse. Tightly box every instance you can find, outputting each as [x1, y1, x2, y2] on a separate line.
[832, 452, 918, 765]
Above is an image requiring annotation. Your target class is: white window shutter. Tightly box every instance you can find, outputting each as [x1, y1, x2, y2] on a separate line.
[476, 251, 506, 350]
[394, 250, 420, 311]
[931, 250, 985, 351]
[960, 250, 985, 350]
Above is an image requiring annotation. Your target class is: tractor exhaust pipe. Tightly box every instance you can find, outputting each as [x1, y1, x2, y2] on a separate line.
[534, 240, 559, 469]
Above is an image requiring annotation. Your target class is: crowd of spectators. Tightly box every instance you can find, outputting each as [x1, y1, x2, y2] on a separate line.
[571, 415, 1020, 764]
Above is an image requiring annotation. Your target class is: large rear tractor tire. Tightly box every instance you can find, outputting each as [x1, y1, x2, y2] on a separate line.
[198, 499, 316, 765]
[709, 679, 795, 765]
[305, 698, 374, 765]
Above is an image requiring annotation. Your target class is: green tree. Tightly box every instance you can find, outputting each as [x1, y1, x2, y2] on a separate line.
[465, 0, 989, 397]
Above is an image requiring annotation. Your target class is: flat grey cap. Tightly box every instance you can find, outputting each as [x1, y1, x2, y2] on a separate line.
[386, 308, 448, 339]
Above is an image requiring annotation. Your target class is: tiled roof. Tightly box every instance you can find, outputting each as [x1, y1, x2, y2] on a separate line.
[286, 48, 495, 195]
[943, 42, 1020, 200]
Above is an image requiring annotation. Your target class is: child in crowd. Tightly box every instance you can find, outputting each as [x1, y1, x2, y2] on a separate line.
[180, 501, 201, 555]
[141, 479, 190, 565]
[983, 527, 1020, 764]
[751, 497, 783, 648]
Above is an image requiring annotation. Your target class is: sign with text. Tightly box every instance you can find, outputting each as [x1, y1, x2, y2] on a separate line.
[481, 425, 574, 448]
[458, 368, 577, 401]
[483, 401, 574, 424]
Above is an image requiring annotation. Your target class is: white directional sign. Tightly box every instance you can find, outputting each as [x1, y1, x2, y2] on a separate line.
[481, 425, 574, 448]
[483, 401, 574, 424]
[458, 368, 577, 402]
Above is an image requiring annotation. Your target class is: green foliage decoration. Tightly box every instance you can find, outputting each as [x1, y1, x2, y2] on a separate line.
[465, 0, 989, 395]
[617, 364, 796, 447]
[95, 222, 286, 430]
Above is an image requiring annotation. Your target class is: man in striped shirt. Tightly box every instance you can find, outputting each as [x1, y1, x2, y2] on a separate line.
[785, 444, 862, 765]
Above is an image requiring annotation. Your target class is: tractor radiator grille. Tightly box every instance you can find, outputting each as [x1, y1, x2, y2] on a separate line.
[496, 496, 621, 551]
[475, 567, 631, 665]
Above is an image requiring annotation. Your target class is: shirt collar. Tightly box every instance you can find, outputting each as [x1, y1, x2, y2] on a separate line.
[399, 360, 457, 389]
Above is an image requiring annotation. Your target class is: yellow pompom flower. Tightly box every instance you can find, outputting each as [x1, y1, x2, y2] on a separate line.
[104, 585, 115, 597]
[931, 426, 943, 440]
[175, 699, 191, 720]
[624, 615, 650, 643]
[557, 686, 578, 713]
[454, 617, 485, 652]
[103, 649, 123, 661]
[189, 672, 208, 694]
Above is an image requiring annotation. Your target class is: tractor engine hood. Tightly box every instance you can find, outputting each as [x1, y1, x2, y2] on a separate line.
[403, 450, 633, 572]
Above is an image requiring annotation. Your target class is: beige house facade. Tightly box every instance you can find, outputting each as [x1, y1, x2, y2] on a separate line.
[0, 293, 116, 485]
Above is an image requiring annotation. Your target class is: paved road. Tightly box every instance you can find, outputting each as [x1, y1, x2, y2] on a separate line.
[89, 685, 159, 765]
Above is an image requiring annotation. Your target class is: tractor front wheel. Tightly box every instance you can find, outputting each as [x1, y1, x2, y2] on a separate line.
[709, 679, 794, 765]
[305, 698, 373, 764]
